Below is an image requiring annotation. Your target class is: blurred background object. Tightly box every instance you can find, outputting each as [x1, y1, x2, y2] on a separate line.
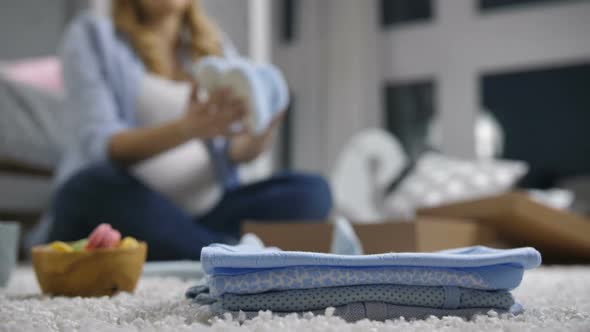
[270, 0, 590, 218]
[1, 0, 589, 257]
[273, 0, 590, 176]
[0, 222, 20, 286]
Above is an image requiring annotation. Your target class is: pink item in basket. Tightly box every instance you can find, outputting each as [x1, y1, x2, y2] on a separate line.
[2, 56, 63, 93]
[86, 223, 121, 250]
[86, 224, 112, 250]
[102, 230, 121, 249]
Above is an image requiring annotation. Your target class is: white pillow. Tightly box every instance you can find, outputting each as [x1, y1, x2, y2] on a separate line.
[384, 152, 528, 218]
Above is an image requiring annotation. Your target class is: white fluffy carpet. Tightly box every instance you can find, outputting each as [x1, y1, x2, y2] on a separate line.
[1, 266, 590, 331]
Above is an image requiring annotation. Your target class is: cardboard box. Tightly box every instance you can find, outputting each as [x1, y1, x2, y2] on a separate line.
[242, 217, 503, 254]
[418, 192, 590, 262]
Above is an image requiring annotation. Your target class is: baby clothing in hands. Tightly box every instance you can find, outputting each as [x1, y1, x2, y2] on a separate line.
[192, 57, 289, 134]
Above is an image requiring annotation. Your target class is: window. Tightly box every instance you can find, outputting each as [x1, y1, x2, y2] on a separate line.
[380, 0, 433, 28]
[480, 0, 581, 11]
[482, 63, 590, 188]
[281, 0, 298, 43]
[279, 96, 294, 169]
[383, 81, 436, 161]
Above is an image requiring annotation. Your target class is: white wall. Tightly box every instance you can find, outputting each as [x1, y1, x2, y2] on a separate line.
[201, 0, 250, 55]
[0, 0, 81, 59]
[273, 0, 590, 175]
[273, 0, 382, 174]
[384, 0, 590, 158]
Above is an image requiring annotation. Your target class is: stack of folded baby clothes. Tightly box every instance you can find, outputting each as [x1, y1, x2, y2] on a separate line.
[187, 236, 541, 322]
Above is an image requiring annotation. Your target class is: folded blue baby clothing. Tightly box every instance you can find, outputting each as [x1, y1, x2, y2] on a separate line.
[193, 284, 514, 312]
[202, 244, 541, 274]
[207, 264, 523, 296]
[202, 243, 540, 296]
[193, 237, 541, 322]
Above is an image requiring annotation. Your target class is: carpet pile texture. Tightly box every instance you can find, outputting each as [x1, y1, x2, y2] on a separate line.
[1, 266, 589, 331]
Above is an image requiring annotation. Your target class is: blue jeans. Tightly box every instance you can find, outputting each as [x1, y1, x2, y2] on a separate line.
[49, 163, 332, 260]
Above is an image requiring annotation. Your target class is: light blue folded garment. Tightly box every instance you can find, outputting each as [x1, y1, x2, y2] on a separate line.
[217, 302, 523, 322]
[255, 63, 290, 115]
[201, 245, 541, 275]
[207, 264, 523, 296]
[199, 285, 515, 312]
[202, 244, 541, 295]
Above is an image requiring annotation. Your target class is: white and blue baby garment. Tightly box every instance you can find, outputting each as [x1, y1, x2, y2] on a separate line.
[189, 238, 541, 321]
[192, 57, 289, 134]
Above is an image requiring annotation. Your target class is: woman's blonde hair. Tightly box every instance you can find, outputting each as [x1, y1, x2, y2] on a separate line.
[112, 0, 222, 76]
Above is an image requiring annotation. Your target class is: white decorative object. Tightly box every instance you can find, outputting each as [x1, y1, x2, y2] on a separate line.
[528, 189, 574, 211]
[384, 152, 528, 218]
[330, 129, 407, 222]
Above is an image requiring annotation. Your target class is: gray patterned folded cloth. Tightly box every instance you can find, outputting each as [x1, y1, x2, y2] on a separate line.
[217, 284, 515, 312]
[189, 284, 515, 312]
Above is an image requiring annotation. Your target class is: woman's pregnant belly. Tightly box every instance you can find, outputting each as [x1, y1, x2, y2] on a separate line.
[132, 140, 222, 215]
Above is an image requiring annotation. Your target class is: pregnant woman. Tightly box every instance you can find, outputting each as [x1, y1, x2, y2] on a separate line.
[47, 0, 332, 260]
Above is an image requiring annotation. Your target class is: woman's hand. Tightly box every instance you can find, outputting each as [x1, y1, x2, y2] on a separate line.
[179, 87, 247, 139]
[108, 86, 246, 166]
[229, 110, 286, 163]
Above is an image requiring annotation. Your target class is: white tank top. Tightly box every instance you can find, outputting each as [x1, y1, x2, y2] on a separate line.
[131, 73, 222, 215]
